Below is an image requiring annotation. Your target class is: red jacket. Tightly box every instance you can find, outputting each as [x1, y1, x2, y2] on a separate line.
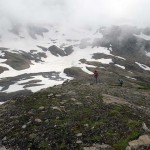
[94, 70, 98, 78]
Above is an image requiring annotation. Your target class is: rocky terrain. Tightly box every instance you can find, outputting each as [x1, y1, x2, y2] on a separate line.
[0, 24, 150, 149]
[0, 25, 150, 99]
[0, 66, 150, 150]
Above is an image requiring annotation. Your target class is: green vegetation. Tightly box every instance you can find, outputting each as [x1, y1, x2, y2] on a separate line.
[0, 80, 149, 150]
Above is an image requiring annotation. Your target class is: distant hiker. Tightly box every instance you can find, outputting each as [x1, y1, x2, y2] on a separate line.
[118, 79, 123, 86]
[94, 70, 99, 83]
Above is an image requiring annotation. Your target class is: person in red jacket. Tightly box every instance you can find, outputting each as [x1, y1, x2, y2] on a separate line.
[94, 70, 98, 83]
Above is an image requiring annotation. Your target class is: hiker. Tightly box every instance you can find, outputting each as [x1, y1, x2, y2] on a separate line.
[118, 79, 123, 86]
[94, 70, 99, 83]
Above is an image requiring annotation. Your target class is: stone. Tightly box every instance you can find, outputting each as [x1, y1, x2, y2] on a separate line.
[10, 116, 19, 119]
[142, 123, 150, 132]
[55, 94, 62, 98]
[2, 137, 6, 141]
[84, 124, 89, 127]
[52, 106, 61, 112]
[0, 146, 7, 150]
[67, 91, 76, 96]
[38, 106, 45, 111]
[35, 118, 42, 123]
[48, 94, 54, 98]
[93, 143, 111, 149]
[128, 135, 150, 149]
[71, 98, 76, 101]
[45, 119, 49, 123]
[29, 133, 37, 139]
[75, 102, 82, 105]
[125, 146, 131, 150]
[83, 147, 96, 150]
[22, 125, 27, 129]
[76, 133, 82, 137]
[76, 140, 82, 144]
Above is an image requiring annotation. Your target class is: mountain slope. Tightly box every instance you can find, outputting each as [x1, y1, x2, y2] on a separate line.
[0, 76, 150, 149]
[0, 24, 150, 102]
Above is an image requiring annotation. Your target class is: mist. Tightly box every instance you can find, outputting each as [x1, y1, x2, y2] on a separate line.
[0, 0, 150, 30]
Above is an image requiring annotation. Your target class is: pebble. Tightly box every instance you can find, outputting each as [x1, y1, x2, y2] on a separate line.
[76, 140, 82, 144]
[22, 125, 27, 129]
[38, 106, 45, 111]
[35, 118, 42, 123]
[76, 133, 82, 137]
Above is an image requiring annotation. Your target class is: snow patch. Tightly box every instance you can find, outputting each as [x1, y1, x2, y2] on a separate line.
[126, 76, 136, 80]
[134, 32, 150, 41]
[146, 52, 150, 57]
[0, 59, 7, 63]
[0, 102, 5, 105]
[115, 56, 126, 60]
[2, 75, 66, 93]
[135, 62, 150, 71]
[115, 64, 125, 69]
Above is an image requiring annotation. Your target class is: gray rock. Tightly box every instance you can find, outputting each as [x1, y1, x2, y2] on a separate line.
[83, 147, 96, 150]
[2, 137, 6, 141]
[45, 119, 49, 123]
[35, 118, 42, 123]
[10, 116, 19, 119]
[0, 146, 7, 150]
[76, 140, 82, 144]
[38, 106, 45, 111]
[22, 124, 27, 129]
[93, 143, 111, 149]
[127, 135, 150, 149]
[48, 93, 54, 98]
[71, 98, 76, 101]
[67, 91, 76, 96]
[52, 106, 61, 112]
[76, 133, 82, 137]
[55, 94, 62, 98]
[142, 122, 150, 132]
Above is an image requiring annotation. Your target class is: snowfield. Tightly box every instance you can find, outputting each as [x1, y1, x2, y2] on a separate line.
[0, 26, 114, 93]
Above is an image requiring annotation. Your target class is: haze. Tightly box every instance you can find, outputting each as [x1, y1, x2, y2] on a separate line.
[0, 0, 150, 29]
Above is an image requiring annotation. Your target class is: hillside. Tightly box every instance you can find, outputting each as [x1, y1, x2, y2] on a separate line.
[0, 67, 150, 150]
[0, 25, 150, 101]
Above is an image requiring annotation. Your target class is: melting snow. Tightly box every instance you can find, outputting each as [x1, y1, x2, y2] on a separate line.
[134, 32, 150, 41]
[115, 64, 125, 69]
[146, 52, 150, 57]
[135, 62, 150, 71]
[115, 56, 126, 60]
[126, 76, 136, 80]
[0, 25, 114, 93]
[3, 75, 68, 93]
[0, 46, 113, 93]
[0, 102, 5, 105]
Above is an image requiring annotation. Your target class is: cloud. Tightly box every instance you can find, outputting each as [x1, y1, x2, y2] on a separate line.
[0, 0, 150, 29]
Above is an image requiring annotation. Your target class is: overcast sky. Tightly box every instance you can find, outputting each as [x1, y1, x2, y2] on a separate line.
[0, 0, 150, 29]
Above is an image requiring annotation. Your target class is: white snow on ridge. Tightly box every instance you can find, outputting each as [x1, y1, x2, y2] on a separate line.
[0, 51, 5, 57]
[94, 58, 112, 64]
[3, 75, 67, 93]
[115, 64, 125, 69]
[135, 62, 150, 71]
[115, 56, 126, 60]
[0, 102, 5, 105]
[0, 59, 7, 63]
[146, 52, 150, 57]
[134, 32, 150, 41]
[0, 46, 113, 93]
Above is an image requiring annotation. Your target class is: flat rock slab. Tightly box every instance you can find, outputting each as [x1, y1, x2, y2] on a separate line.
[102, 94, 129, 105]
[128, 135, 150, 149]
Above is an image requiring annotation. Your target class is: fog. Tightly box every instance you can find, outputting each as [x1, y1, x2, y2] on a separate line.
[0, 0, 150, 29]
